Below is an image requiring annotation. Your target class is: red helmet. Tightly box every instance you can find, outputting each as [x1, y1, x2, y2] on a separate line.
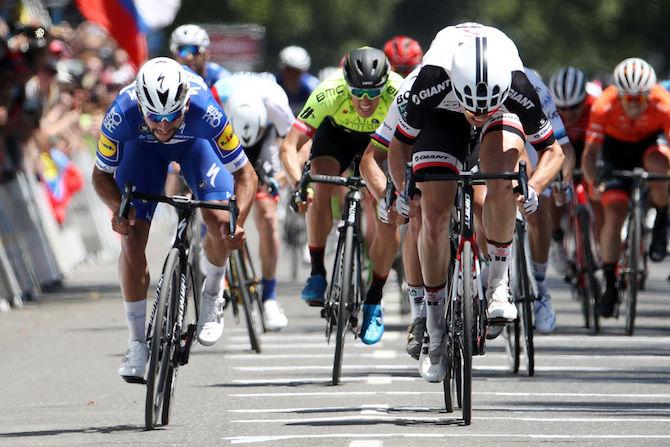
[383, 35, 423, 76]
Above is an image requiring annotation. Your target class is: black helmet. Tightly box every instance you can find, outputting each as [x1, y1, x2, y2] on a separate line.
[343, 46, 389, 89]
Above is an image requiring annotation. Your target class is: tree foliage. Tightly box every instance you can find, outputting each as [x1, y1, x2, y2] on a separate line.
[173, 0, 670, 79]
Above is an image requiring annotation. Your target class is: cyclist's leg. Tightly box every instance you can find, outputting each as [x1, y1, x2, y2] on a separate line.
[412, 110, 467, 382]
[403, 199, 426, 358]
[642, 139, 670, 262]
[479, 113, 524, 321]
[114, 140, 169, 380]
[180, 138, 235, 345]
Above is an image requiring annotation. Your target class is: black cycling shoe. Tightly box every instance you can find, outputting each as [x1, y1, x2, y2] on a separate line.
[649, 228, 668, 263]
[598, 286, 617, 318]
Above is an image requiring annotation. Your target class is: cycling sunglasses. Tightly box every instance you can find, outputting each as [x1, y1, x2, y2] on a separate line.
[620, 93, 648, 105]
[349, 86, 383, 99]
[557, 103, 582, 112]
[144, 108, 184, 123]
[176, 44, 202, 58]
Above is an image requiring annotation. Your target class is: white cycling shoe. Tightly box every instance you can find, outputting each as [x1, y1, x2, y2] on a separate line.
[197, 290, 225, 346]
[534, 292, 556, 334]
[550, 240, 569, 276]
[118, 340, 149, 383]
[263, 299, 288, 331]
[486, 285, 517, 321]
[419, 337, 447, 383]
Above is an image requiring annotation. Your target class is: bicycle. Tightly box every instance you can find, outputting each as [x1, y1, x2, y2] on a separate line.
[606, 168, 670, 335]
[119, 182, 236, 430]
[225, 240, 265, 353]
[292, 157, 367, 385]
[407, 161, 529, 426]
[562, 170, 602, 334]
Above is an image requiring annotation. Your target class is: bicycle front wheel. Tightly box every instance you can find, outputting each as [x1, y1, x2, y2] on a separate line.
[624, 208, 641, 336]
[515, 229, 535, 377]
[577, 207, 600, 334]
[145, 248, 180, 430]
[232, 251, 263, 353]
[460, 241, 473, 425]
[333, 225, 355, 385]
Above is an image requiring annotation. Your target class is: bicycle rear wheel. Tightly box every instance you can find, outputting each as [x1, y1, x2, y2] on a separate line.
[624, 209, 641, 336]
[145, 248, 179, 430]
[577, 207, 600, 334]
[232, 251, 263, 353]
[333, 225, 355, 385]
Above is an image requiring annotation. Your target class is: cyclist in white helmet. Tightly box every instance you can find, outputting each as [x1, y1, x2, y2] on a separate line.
[170, 24, 230, 88]
[276, 45, 319, 115]
[212, 73, 296, 331]
[387, 23, 565, 382]
[582, 57, 670, 317]
[92, 57, 257, 382]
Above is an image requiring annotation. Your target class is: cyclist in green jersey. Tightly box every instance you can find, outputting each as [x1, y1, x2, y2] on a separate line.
[280, 47, 403, 338]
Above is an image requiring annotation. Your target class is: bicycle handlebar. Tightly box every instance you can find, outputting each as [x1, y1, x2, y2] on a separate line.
[406, 161, 529, 194]
[119, 181, 238, 239]
[290, 160, 367, 213]
[608, 169, 670, 181]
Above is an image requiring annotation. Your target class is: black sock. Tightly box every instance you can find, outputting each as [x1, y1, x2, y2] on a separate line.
[552, 229, 564, 242]
[365, 272, 387, 305]
[603, 263, 617, 289]
[309, 246, 326, 277]
[654, 207, 668, 233]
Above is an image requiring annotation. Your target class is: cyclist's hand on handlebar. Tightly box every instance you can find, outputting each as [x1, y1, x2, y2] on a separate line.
[221, 223, 245, 250]
[396, 192, 411, 219]
[112, 207, 136, 235]
[517, 184, 539, 215]
[266, 177, 280, 198]
[292, 187, 313, 214]
[376, 198, 398, 224]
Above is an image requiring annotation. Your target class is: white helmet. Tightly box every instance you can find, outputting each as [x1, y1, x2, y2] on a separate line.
[549, 66, 587, 108]
[224, 91, 268, 147]
[451, 35, 512, 114]
[278, 45, 311, 71]
[170, 24, 210, 55]
[613, 57, 656, 95]
[135, 57, 190, 117]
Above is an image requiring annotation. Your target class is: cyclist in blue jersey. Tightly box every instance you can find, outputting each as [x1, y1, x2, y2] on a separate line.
[170, 24, 230, 88]
[276, 45, 319, 116]
[92, 57, 257, 383]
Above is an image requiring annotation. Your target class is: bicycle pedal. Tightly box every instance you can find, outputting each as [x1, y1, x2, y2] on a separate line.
[487, 317, 512, 326]
[122, 376, 146, 385]
[178, 325, 197, 365]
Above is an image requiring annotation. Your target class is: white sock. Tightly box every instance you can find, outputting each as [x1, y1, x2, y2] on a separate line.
[124, 299, 147, 343]
[201, 255, 227, 298]
[425, 285, 446, 351]
[487, 241, 512, 290]
[408, 285, 425, 321]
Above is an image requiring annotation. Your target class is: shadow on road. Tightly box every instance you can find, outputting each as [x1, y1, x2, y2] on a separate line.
[0, 424, 143, 438]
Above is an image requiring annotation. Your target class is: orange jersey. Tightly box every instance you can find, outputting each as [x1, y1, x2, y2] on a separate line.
[565, 94, 596, 146]
[585, 85, 670, 144]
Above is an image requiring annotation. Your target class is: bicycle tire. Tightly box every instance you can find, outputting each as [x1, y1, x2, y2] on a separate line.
[145, 248, 179, 430]
[504, 318, 520, 374]
[460, 241, 473, 425]
[515, 228, 535, 377]
[333, 225, 355, 385]
[232, 250, 262, 353]
[577, 207, 600, 334]
[624, 207, 641, 336]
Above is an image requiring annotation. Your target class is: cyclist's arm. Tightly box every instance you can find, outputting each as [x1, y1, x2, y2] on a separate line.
[561, 141, 576, 183]
[531, 141, 565, 192]
[581, 140, 602, 184]
[92, 165, 121, 212]
[232, 162, 257, 225]
[388, 136, 412, 193]
[360, 143, 388, 201]
[581, 95, 608, 184]
[279, 125, 311, 187]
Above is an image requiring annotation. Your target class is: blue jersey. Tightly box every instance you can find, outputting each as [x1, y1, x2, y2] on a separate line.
[96, 71, 248, 175]
[204, 61, 230, 88]
[276, 72, 319, 115]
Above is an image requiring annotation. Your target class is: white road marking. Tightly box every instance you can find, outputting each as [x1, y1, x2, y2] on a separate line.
[223, 433, 670, 444]
[232, 364, 667, 373]
[349, 440, 383, 447]
[239, 343, 384, 349]
[231, 376, 419, 385]
[371, 350, 397, 359]
[227, 390, 670, 399]
[234, 364, 414, 372]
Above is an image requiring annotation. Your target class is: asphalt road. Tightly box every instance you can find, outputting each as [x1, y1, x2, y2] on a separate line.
[1, 213, 670, 446]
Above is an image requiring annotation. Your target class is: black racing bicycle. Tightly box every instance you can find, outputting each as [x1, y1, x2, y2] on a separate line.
[607, 169, 670, 335]
[292, 157, 367, 385]
[119, 182, 236, 430]
[408, 161, 529, 426]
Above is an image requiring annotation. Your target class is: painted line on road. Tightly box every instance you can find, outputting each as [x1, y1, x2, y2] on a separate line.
[224, 350, 398, 360]
[349, 440, 383, 447]
[237, 343, 385, 349]
[227, 390, 670, 399]
[223, 433, 670, 445]
[231, 376, 419, 385]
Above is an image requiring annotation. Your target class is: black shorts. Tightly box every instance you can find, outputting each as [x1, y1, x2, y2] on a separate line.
[601, 133, 665, 193]
[310, 117, 371, 173]
[411, 109, 472, 178]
